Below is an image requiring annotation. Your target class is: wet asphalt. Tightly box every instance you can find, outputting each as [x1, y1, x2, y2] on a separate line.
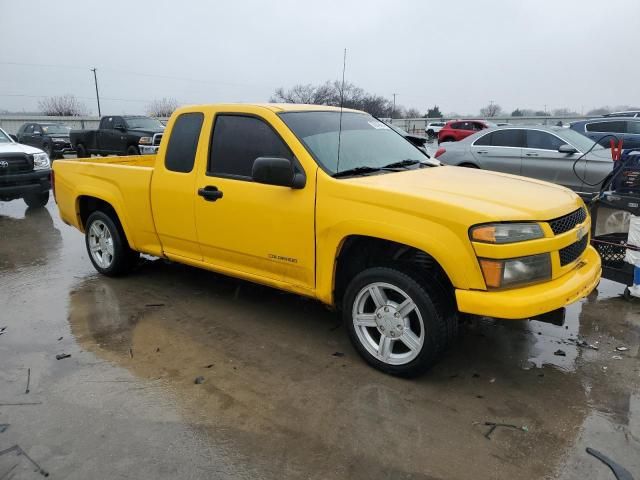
[0, 196, 639, 480]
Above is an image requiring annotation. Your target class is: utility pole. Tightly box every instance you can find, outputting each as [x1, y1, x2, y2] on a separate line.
[391, 93, 397, 120]
[91, 68, 101, 116]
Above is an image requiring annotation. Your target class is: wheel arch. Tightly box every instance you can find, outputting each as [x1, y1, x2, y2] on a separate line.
[331, 235, 456, 310]
[76, 195, 135, 250]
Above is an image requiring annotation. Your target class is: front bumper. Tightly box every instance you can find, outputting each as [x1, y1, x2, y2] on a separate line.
[455, 245, 601, 319]
[0, 169, 51, 198]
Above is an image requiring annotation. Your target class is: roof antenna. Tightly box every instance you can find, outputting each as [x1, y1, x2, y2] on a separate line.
[336, 48, 347, 174]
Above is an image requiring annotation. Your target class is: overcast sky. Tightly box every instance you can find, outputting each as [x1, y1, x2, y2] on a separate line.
[1, 0, 638, 116]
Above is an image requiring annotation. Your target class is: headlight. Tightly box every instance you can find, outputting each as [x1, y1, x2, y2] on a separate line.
[138, 136, 152, 145]
[471, 223, 544, 244]
[479, 253, 551, 289]
[33, 153, 50, 170]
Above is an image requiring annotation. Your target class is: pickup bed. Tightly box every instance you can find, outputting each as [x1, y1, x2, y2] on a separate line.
[53, 103, 601, 377]
[70, 115, 164, 157]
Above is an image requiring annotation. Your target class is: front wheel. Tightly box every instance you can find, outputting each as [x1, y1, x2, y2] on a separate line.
[343, 267, 451, 377]
[85, 211, 139, 276]
[24, 191, 49, 209]
[76, 144, 88, 158]
[126, 145, 140, 155]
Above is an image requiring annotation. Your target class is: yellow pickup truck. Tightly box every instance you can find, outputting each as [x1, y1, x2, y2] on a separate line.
[53, 103, 601, 376]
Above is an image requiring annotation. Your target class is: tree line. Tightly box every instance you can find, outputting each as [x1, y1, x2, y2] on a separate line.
[17, 91, 639, 120]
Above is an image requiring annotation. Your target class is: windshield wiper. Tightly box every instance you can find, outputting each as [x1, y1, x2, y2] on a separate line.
[333, 166, 383, 178]
[381, 159, 422, 169]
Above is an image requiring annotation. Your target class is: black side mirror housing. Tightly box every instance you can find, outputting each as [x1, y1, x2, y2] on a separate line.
[558, 144, 578, 154]
[252, 157, 305, 189]
[9, 134, 18, 142]
[114, 124, 125, 131]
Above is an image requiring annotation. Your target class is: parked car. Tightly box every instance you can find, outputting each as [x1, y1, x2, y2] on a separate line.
[0, 127, 51, 208]
[70, 115, 164, 157]
[425, 121, 445, 139]
[603, 111, 640, 118]
[385, 123, 429, 156]
[438, 120, 492, 143]
[570, 117, 640, 149]
[16, 122, 73, 159]
[53, 103, 600, 377]
[435, 126, 613, 198]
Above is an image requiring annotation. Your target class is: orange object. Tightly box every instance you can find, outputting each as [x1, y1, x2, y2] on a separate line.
[479, 259, 503, 288]
[471, 225, 496, 243]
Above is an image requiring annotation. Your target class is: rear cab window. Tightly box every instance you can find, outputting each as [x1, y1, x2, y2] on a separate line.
[586, 121, 626, 133]
[164, 112, 204, 173]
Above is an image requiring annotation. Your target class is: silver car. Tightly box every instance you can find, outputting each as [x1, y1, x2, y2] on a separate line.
[435, 126, 613, 198]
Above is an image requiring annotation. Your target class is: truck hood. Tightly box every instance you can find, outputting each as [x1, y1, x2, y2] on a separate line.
[128, 128, 164, 135]
[0, 142, 44, 155]
[345, 166, 583, 222]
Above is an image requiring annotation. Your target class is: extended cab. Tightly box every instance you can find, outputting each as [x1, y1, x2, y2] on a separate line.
[70, 115, 164, 157]
[0, 127, 51, 208]
[53, 104, 601, 377]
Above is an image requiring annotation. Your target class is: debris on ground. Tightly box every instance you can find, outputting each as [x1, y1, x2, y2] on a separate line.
[0, 402, 42, 406]
[205, 364, 214, 368]
[0, 424, 9, 433]
[25, 367, 30, 394]
[332, 352, 345, 357]
[57, 337, 63, 341]
[489, 378, 496, 383]
[571, 339, 599, 350]
[612, 355, 623, 360]
[194, 376, 205, 384]
[554, 349, 566, 357]
[586, 447, 634, 480]
[156, 347, 160, 352]
[0, 327, 6, 337]
[145, 303, 165, 307]
[129, 347, 134, 359]
[616, 346, 629, 352]
[472, 373, 480, 378]
[55, 353, 71, 360]
[0, 445, 49, 477]
[481, 422, 529, 440]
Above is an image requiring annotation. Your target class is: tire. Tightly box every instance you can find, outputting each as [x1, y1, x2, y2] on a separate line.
[343, 266, 451, 377]
[23, 191, 49, 209]
[441, 137, 455, 143]
[460, 163, 479, 169]
[127, 145, 140, 155]
[76, 144, 88, 158]
[426, 129, 435, 138]
[85, 211, 139, 277]
[44, 142, 55, 159]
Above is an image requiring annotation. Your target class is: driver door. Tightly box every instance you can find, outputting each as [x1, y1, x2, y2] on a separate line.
[194, 112, 316, 289]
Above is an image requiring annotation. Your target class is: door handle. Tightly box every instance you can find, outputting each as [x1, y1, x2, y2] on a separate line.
[198, 185, 224, 202]
[477, 150, 488, 154]
[525, 152, 538, 157]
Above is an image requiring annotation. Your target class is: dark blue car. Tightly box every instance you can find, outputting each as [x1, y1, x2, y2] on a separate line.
[570, 117, 640, 149]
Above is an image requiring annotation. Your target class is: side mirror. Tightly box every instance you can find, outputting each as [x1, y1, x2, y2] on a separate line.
[558, 144, 578, 154]
[9, 134, 18, 142]
[33, 131, 42, 136]
[252, 157, 306, 189]
[114, 124, 125, 131]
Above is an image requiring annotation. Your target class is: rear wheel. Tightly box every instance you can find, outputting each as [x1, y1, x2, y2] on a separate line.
[441, 137, 455, 143]
[126, 145, 140, 155]
[24, 191, 49, 209]
[460, 163, 479, 168]
[343, 267, 451, 377]
[76, 144, 88, 158]
[85, 211, 139, 276]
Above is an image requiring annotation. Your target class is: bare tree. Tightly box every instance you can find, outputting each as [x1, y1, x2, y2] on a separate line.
[38, 94, 87, 116]
[270, 82, 335, 105]
[403, 108, 421, 118]
[552, 108, 579, 116]
[587, 106, 611, 116]
[146, 97, 179, 117]
[479, 103, 502, 117]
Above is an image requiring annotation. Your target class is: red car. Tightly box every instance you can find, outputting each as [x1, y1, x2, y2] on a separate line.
[438, 120, 491, 143]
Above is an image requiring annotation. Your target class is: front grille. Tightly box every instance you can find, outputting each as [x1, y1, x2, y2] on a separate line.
[153, 133, 163, 146]
[0, 153, 33, 175]
[548, 208, 587, 235]
[559, 234, 588, 266]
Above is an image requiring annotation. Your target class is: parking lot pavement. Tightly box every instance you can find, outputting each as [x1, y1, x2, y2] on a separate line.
[0, 199, 638, 480]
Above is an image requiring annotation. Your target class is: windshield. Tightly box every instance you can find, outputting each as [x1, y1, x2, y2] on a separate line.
[124, 117, 164, 130]
[557, 128, 603, 152]
[0, 129, 12, 143]
[41, 124, 70, 134]
[280, 111, 438, 175]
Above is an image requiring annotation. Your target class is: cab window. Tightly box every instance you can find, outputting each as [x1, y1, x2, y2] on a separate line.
[164, 112, 204, 173]
[208, 115, 292, 179]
